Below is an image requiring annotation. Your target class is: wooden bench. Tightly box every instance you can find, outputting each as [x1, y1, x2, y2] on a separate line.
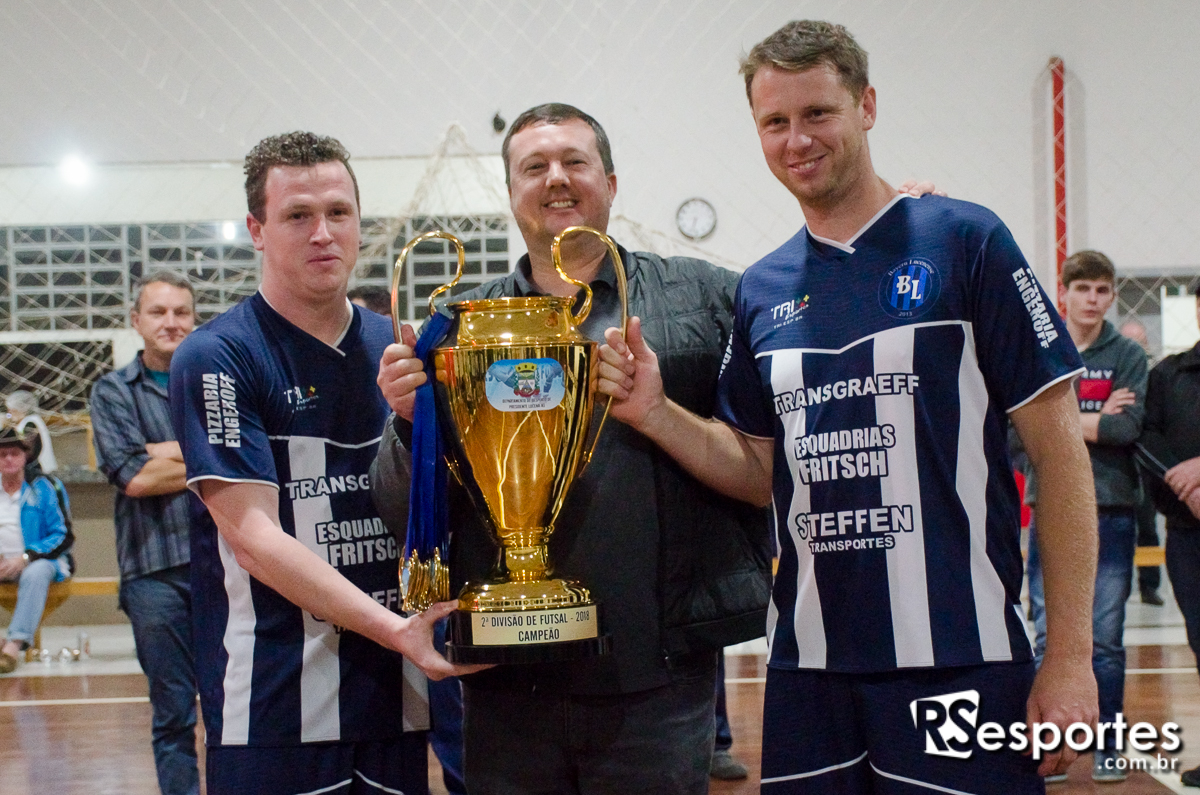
[1135, 546, 1166, 568]
[0, 576, 119, 658]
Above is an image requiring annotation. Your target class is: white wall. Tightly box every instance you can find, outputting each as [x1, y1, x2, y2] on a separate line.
[3, 0, 1197, 279]
[0, 155, 507, 225]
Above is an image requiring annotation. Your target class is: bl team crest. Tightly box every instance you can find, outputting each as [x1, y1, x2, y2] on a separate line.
[879, 258, 940, 319]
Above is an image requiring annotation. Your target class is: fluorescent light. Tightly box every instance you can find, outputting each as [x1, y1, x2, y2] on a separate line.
[59, 154, 90, 186]
[222, 221, 237, 240]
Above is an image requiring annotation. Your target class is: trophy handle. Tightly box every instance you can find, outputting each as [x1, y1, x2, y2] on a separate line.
[388, 230, 468, 341]
[550, 225, 628, 334]
[550, 226, 629, 473]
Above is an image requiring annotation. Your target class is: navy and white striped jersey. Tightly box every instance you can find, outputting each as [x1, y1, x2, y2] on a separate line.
[170, 293, 428, 747]
[715, 196, 1082, 673]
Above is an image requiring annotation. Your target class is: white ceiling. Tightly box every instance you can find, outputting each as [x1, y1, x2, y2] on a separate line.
[3, 0, 1200, 274]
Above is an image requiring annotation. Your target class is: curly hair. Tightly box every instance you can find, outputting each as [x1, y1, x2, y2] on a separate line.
[244, 131, 360, 222]
[740, 20, 869, 105]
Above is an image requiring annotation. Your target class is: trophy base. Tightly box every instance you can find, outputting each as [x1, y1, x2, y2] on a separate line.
[446, 626, 612, 664]
[445, 578, 610, 664]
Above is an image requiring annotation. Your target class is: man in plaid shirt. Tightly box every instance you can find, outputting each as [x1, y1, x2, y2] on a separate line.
[91, 270, 199, 795]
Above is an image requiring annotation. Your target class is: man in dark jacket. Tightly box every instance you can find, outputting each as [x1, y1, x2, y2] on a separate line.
[373, 103, 774, 794]
[1024, 251, 1146, 782]
[1140, 282, 1200, 787]
[1120, 318, 1165, 605]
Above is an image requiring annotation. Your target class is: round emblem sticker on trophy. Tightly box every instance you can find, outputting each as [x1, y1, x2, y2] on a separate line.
[392, 226, 626, 664]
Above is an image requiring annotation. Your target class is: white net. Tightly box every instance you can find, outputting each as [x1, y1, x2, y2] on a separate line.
[356, 125, 513, 319]
[1116, 275, 1200, 359]
[1, 3, 1199, 279]
[0, 149, 1195, 432]
[0, 219, 264, 431]
[0, 125, 519, 426]
[0, 336, 114, 429]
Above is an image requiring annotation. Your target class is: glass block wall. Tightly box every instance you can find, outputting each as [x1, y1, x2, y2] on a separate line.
[357, 215, 512, 317]
[0, 215, 509, 330]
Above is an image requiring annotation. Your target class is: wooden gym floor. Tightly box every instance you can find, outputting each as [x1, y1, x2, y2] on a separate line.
[3, 600, 1198, 794]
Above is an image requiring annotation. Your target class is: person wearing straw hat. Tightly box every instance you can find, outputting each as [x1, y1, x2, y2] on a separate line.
[0, 425, 72, 674]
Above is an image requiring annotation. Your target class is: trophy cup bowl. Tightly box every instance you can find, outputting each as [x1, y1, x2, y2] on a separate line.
[394, 226, 627, 665]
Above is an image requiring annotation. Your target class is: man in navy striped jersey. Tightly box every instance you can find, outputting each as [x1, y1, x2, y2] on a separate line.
[600, 20, 1098, 794]
[169, 132, 483, 795]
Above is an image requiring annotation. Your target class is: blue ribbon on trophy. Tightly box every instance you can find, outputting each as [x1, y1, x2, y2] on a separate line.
[401, 310, 453, 613]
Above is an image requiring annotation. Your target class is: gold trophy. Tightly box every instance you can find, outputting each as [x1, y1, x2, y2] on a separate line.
[392, 226, 627, 664]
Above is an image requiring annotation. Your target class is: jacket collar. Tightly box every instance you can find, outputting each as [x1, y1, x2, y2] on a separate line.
[117, 352, 169, 395]
[1178, 341, 1200, 370]
[511, 243, 631, 297]
[3, 480, 31, 504]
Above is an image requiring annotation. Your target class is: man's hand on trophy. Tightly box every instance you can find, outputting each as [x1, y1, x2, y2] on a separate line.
[377, 323, 427, 422]
[598, 317, 667, 432]
[392, 600, 492, 680]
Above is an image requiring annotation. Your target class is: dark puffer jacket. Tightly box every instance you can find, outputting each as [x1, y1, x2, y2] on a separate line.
[372, 247, 772, 695]
[1140, 341, 1200, 530]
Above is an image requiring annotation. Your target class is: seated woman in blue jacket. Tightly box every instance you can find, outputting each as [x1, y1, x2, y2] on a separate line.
[0, 425, 71, 674]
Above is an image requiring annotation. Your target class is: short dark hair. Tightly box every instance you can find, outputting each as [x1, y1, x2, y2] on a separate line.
[740, 20, 870, 105]
[500, 103, 614, 186]
[133, 270, 196, 312]
[347, 285, 392, 316]
[1061, 250, 1116, 287]
[244, 131, 360, 222]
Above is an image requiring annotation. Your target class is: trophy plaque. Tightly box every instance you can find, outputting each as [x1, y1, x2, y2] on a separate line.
[392, 226, 627, 664]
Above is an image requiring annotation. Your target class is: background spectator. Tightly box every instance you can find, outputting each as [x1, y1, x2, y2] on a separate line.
[0, 426, 72, 674]
[347, 284, 392, 316]
[5, 390, 57, 473]
[1120, 318, 1165, 606]
[90, 271, 200, 795]
[1138, 282, 1200, 787]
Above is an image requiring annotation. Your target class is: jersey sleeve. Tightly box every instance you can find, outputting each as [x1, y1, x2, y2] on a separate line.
[713, 280, 775, 438]
[968, 222, 1083, 412]
[168, 330, 278, 492]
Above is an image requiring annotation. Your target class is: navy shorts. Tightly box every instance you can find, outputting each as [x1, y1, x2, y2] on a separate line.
[761, 662, 1044, 794]
[206, 734, 427, 795]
